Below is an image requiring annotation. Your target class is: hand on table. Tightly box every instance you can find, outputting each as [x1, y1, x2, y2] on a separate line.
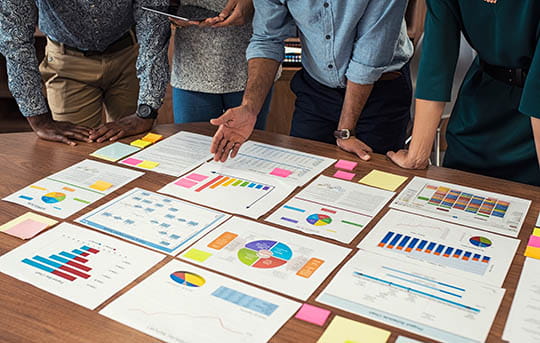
[386, 149, 429, 169]
[27, 114, 91, 146]
[89, 115, 154, 143]
[336, 137, 373, 161]
[200, 0, 254, 27]
[210, 105, 257, 162]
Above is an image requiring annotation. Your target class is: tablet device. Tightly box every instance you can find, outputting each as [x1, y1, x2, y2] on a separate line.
[142, 4, 220, 22]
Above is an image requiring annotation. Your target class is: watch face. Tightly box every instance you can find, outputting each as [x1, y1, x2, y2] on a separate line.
[138, 105, 152, 118]
[334, 129, 351, 139]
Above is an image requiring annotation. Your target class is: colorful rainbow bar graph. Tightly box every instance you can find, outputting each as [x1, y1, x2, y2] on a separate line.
[22, 245, 99, 281]
[378, 231, 491, 276]
[176, 172, 273, 193]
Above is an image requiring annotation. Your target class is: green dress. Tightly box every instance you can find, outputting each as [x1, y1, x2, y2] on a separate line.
[416, 0, 540, 186]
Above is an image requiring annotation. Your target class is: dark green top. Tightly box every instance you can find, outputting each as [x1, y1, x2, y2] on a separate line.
[416, 0, 540, 186]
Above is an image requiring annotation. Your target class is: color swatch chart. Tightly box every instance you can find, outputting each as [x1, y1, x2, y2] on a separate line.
[391, 177, 531, 237]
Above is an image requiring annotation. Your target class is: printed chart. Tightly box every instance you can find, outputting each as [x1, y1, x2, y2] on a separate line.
[391, 177, 531, 236]
[159, 163, 296, 219]
[266, 175, 394, 243]
[179, 217, 351, 300]
[317, 250, 505, 343]
[100, 260, 300, 343]
[3, 159, 143, 219]
[0, 223, 163, 309]
[76, 188, 230, 255]
[223, 141, 336, 186]
[358, 210, 519, 286]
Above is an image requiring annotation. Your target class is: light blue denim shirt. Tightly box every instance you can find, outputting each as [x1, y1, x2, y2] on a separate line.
[246, 0, 413, 87]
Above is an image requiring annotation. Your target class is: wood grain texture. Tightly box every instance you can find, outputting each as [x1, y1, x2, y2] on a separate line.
[0, 123, 538, 343]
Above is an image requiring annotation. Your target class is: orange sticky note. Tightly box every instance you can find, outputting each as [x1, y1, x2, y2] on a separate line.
[525, 246, 540, 259]
[141, 133, 163, 143]
[90, 180, 113, 191]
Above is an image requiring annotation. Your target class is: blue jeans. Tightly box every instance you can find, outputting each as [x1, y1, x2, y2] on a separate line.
[172, 88, 272, 130]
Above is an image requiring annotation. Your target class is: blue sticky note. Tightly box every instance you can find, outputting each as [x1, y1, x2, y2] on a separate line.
[90, 142, 141, 162]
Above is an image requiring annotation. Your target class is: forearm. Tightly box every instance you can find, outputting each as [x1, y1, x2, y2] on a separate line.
[408, 99, 446, 160]
[242, 57, 280, 114]
[338, 80, 374, 129]
[532, 117, 540, 167]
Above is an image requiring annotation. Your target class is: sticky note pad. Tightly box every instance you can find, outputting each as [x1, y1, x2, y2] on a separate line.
[528, 235, 540, 248]
[141, 133, 163, 143]
[270, 167, 293, 178]
[89, 180, 113, 191]
[0, 212, 57, 239]
[333, 170, 355, 181]
[317, 316, 390, 343]
[130, 139, 152, 148]
[138, 160, 160, 169]
[89, 142, 140, 162]
[533, 227, 540, 237]
[525, 246, 540, 259]
[359, 169, 408, 191]
[175, 178, 198, 188]
[395, 336, 424, 343]
[183, 248, 212, 262]
[295, 304, 331, 326]
[335, 159, 358, 171]
[186, 173, 208, 182]
[122, 157, 143, 166]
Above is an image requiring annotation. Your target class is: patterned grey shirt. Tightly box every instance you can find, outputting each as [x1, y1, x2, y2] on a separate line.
[0, 0, 171, 117]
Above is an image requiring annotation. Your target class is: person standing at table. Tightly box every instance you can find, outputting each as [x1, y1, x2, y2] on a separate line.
[209, 0, 413, 162]
[169, 0, 272, 130]
[387, 0, 540, 186]
[0, 0, 170, 145]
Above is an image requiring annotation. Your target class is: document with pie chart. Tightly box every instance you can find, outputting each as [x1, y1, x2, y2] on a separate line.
[101, 260, 301, 343]
[266, 175, 395, 243]
[3, 159, 143, 219]
[179, 216, 351, 300]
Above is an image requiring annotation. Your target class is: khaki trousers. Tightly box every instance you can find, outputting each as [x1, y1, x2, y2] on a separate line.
[39, 38, 139, 128]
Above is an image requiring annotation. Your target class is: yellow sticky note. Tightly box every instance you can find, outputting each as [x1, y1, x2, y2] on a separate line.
[183, 248, 212, 262]
[130, 139, 152, 148]
[90, 180, 113, 191]
[141, 133, 163, 143]
[317, 316, 390, 343]
[533, 227, 540, 237]
[525, 246, 540, 259]
[0, 212, 57, 233]
[138, 160, 160, 169]
[359, 170, 408, 191]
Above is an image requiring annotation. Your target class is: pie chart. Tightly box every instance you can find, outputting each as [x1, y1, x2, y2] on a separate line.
[469, 236, 492, 248]
[306, 214, 332, 226]
[170, 271, 206, 287]
[41, 192, 66, 204]
[238, 240, 292, 269]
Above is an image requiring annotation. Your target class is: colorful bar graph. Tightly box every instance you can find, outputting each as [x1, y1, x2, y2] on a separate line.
[434, 244, 445, 256]
[388, 234, 403, 249]
[416, 240, 428, 251]
[426, 242, 436, 253]
[444, 247, 454, 257]
[379, 232, 394, 247]
[406, 238, 419, 252]
[397, 236, 410, 250]
[195, 175, 224, 192]
[463, 252, 472, 261]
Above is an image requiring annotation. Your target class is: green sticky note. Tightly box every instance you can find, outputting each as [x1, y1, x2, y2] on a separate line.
[183, 248, 212, 262]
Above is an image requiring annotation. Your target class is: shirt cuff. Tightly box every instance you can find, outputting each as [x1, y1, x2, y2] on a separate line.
[246, 41, 285, 63]
[345, 60, 387, 85]
[18, 95, 49, 117]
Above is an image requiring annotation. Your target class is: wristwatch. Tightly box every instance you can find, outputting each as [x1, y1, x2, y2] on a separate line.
[333, 128, 355, 140]
[136, 104, 159, 120]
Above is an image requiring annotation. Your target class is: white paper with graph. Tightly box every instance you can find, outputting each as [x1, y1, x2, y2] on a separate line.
[100, 260, 301, 343]
[266, 175, 394, 243]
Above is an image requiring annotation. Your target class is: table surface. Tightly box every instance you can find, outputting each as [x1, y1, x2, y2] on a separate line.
[0, 123, 538, 343]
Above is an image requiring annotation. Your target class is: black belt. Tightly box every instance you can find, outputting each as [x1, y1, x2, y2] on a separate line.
[50, 31, 135, 57]
[479, 59, 528, 88]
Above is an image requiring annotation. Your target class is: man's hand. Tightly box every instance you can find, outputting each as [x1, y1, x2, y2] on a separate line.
[200, 0, 254, 27]
[386, 149, 429, 169]
[27, 114, 91, 146]
[210, 105, 257, 162]
[336, 137, 373, 161]
[169, 17, 200, 28]
[89, 115, 154, 143]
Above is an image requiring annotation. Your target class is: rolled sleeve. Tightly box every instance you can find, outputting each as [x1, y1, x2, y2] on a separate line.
[246, 0, 295, 63]
[519, 38, 540, 118]
[345, 0, 409, 85]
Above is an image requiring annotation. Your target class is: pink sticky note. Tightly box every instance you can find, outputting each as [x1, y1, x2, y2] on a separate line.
[528, 235, 540, 248]
[333, 170, 355, 180]
[295, 304, 331, 326]
[123, 157, 143, 166]
[174, 178, 198, 188]
[335, 159, 358, 171]
[4, 219, 49, 240]
[186, 173, 208, 182]
[270, 167, 293, 178]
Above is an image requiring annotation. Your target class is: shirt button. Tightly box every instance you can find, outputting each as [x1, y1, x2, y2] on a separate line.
[323, 2, 329, 8]
[325, 35, 331, 40]
[328, 64, 334, 69]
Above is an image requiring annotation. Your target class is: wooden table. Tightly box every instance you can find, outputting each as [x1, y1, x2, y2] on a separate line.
[0, 123, 538, 343]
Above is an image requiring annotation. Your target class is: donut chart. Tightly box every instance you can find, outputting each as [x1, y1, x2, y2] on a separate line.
[306, 214, 332, 226]
[41, 192, 66, 204]
[170, 271, 206, 287]
[469, 236, 492, 248]
[238, 240, 292, 269]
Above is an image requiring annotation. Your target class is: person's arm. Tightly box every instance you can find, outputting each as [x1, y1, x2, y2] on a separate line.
[89, 0, 171, 142]
[198, 0, 253, 28]
[532, 117, 540, 167]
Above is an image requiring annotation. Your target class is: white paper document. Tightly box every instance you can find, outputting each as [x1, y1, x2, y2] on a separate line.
[222, 140, 336, 186]
[3, 159, 143, 219]
[358, 210, 518, 287]
[120, 131, 213, 176]
[76, 188, 230, 255]
[317, 249, 505, 343]
[101, 260, 301, 343]
[390, 176, 531, 237]
[159, 162, 297, 219]
[179, 216, 351, 300]
[0, 223, 163, 309]
[266, 175, 394, 243]
[503, 258, 540, 343]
